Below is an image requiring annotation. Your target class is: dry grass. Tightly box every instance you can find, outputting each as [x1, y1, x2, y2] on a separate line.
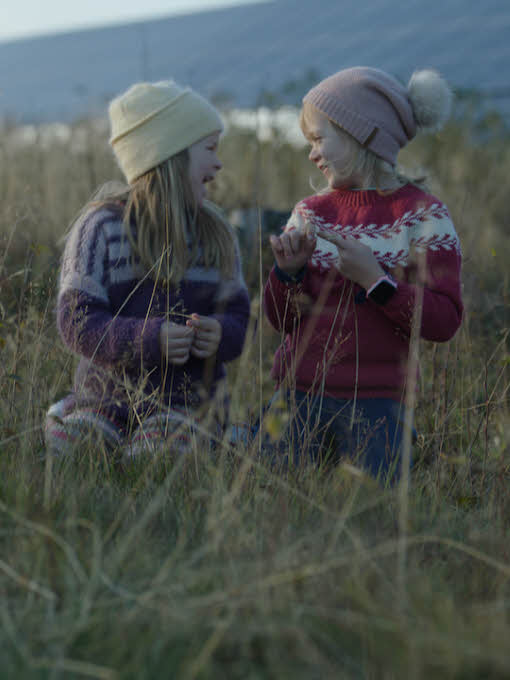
[0, 107, 509, 678]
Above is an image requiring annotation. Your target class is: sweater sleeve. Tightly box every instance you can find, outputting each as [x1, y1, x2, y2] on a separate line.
[263, 265, 306, 334]
[263, 204, 309, 333]
[57, 209, 164, 370]
[210, 242, 251, 363]
[374, 213, 463, 342]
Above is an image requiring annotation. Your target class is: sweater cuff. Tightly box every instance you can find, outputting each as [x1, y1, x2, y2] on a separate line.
[134, 316, 165, 368]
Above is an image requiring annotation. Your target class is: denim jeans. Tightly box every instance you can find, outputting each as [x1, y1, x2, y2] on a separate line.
[277, 390, 414, 482]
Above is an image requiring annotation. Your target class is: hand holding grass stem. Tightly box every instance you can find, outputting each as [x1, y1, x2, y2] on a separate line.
[159, 319, 195, 365]
[186, 313, 222, 359]
[269, 229, 316, 277]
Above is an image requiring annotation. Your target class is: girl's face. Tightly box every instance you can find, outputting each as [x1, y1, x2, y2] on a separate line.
[188, 132, 222, 205]
[304, 107, 358, 190]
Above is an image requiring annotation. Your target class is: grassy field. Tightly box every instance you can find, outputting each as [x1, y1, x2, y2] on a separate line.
[1, 106, 510, 679]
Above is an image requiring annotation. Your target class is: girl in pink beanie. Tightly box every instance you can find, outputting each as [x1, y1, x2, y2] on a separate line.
[264, 67, 463, 482]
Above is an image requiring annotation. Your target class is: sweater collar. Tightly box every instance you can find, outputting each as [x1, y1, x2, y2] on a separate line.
[325, 183, 412, 208]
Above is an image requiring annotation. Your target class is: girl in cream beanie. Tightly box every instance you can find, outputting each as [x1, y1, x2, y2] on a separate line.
[264, 67, 462, 483]
[45, 80, 250, 460]
[108, 80, 224, 183]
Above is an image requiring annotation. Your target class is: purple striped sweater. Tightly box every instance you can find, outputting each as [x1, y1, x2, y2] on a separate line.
[57, 203, 250, 425]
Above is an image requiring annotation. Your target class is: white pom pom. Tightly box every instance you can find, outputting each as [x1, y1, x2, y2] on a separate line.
[408, 69, 452, 133]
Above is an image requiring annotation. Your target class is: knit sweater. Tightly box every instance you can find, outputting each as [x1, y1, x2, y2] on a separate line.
[57, 203, 250, 424]
[264, 184, 463, 401]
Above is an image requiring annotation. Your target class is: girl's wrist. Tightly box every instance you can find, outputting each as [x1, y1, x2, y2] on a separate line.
[362, 266, 386, 291]
[274, 263, 307, 284]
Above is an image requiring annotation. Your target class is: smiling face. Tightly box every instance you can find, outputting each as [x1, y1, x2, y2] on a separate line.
[301, 105, 361, 190]
[188, 132, 222, 205]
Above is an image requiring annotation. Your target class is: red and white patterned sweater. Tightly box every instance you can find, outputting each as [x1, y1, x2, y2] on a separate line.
[263, 184, 463, 401]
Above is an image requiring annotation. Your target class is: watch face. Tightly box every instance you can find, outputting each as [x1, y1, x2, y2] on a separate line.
[368, 280, 397, 305]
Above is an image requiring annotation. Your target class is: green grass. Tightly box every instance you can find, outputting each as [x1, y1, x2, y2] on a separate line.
[1, 107, 510, 678]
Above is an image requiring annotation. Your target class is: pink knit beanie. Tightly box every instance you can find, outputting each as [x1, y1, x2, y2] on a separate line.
[303, 67, 452, 165]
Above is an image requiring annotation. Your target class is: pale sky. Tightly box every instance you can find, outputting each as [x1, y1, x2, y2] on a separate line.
[0, 0, 270, 43]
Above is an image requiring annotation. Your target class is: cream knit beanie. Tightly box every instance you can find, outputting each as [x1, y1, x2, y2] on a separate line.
[303, 67, 452, 165]
[109, 80, 223, 183]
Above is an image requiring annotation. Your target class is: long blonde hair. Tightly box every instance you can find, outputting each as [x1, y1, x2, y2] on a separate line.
[300, 102, 426, 191]
[81, 151, 235, 288]
[118, 149, 235, 287]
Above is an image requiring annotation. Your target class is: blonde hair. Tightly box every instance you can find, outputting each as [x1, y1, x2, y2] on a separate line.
[300, 101, 425, 192]
[87, 150, 235, 288]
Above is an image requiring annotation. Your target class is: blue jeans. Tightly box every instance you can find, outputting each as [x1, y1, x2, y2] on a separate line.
[275, 390, 414, 483]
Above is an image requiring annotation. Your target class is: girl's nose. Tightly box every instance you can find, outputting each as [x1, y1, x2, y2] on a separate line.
[214, 154, 222, 171]
[309, 147, 319, 163]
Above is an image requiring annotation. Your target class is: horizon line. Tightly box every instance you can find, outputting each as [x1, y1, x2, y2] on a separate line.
[0, 0, 274, 46]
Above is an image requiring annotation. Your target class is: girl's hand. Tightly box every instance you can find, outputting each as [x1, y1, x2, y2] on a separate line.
[317, 228, 384, 290]
[186, 313, 222, 359]
[159, 320, 195, 365]
[269, 230, 316, 277]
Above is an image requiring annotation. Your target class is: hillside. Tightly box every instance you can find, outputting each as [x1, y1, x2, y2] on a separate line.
[0, 0, 509, 123]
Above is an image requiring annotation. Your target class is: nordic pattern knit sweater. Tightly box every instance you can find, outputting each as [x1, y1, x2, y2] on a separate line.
[264, 184, 463, 402]
[57, 203, 250, 425]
